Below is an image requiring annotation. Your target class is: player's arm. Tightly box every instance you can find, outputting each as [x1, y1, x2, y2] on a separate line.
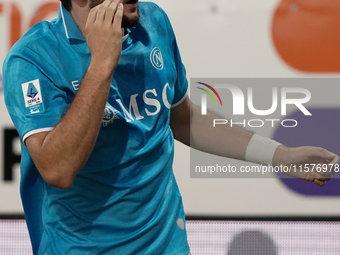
[170, 96, 339, 186]
[25, 0, 123, 190]
[170, 96, 252, 160]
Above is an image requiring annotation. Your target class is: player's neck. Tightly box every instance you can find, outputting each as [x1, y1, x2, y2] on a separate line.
[69, 0, 90, 38]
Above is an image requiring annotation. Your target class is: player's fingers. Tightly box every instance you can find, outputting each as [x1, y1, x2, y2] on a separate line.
[87, 0, 112, 24]
[310, 170, 331, 181]
[112, 3, 123, 28]
[307, 147, 336, 161]
[316, 176, 331, 182]
[87, 6, 99, 24]
[105, 0, 121, 25]
[96, 0, 114, 22]
[313, 179, 326, 187]
[97, 0, 114, 21]
[317, 154, 340, 176]
[328, 154, 340, 175]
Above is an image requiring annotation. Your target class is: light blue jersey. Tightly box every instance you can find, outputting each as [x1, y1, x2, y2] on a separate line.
[3, 2, 189, 254]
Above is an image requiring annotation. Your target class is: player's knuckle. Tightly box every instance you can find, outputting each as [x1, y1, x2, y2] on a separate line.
[97, 3, 106, 10]
[115, 11, 123, 19]
[92, 5, 100, 12]
[85, 23, 92, 32]
[107, 5, 116, 12]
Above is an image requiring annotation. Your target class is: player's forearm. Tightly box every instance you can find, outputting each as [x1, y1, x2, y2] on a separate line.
[26, 1, 124, 189]
[28, 63, 114, 189]
[190, 104, 253, 160]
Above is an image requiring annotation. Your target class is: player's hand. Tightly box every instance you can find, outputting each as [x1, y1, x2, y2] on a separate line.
[273, 145, 339, 187]
[85, 0, 124, 74]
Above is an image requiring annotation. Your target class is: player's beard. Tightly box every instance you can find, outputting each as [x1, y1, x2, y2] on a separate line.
[121, 8, 140, 28]
[89, 0, 140, 28]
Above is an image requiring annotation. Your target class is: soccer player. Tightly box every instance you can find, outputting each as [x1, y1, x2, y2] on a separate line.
[2, 0, 338, 254]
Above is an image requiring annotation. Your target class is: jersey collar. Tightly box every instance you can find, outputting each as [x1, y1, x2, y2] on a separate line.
[57, 3, 86, 45]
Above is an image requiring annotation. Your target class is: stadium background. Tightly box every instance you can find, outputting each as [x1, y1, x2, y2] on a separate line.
[1, 0, 340, 254]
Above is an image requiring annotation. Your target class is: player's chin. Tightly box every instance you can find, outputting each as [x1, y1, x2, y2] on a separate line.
[121, 12, 140, 28]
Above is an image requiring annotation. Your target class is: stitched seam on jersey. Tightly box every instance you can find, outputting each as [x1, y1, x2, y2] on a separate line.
[60, 3, 70, 39]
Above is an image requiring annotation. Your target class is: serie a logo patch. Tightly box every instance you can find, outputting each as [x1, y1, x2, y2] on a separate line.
[21, 79, 44, 115]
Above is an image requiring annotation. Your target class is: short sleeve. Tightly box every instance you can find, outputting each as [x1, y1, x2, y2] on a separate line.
[158, 6, 189, 107]
[3, 48, 70, 141]
[171, 38, 189, 107]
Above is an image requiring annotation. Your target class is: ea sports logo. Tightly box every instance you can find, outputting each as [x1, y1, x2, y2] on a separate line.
[150, 47, 164, 70]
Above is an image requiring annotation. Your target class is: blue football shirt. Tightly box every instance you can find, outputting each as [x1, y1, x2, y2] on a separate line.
[3, 2, 190, 254]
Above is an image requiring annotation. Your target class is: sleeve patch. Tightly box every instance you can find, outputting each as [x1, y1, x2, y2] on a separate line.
[21, 79, 45, 115]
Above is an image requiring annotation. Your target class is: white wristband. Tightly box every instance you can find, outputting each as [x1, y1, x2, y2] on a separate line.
[245, 134, 281, 165]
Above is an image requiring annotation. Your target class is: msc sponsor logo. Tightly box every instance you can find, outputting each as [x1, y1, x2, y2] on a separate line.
[106, 83, 172, 124]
